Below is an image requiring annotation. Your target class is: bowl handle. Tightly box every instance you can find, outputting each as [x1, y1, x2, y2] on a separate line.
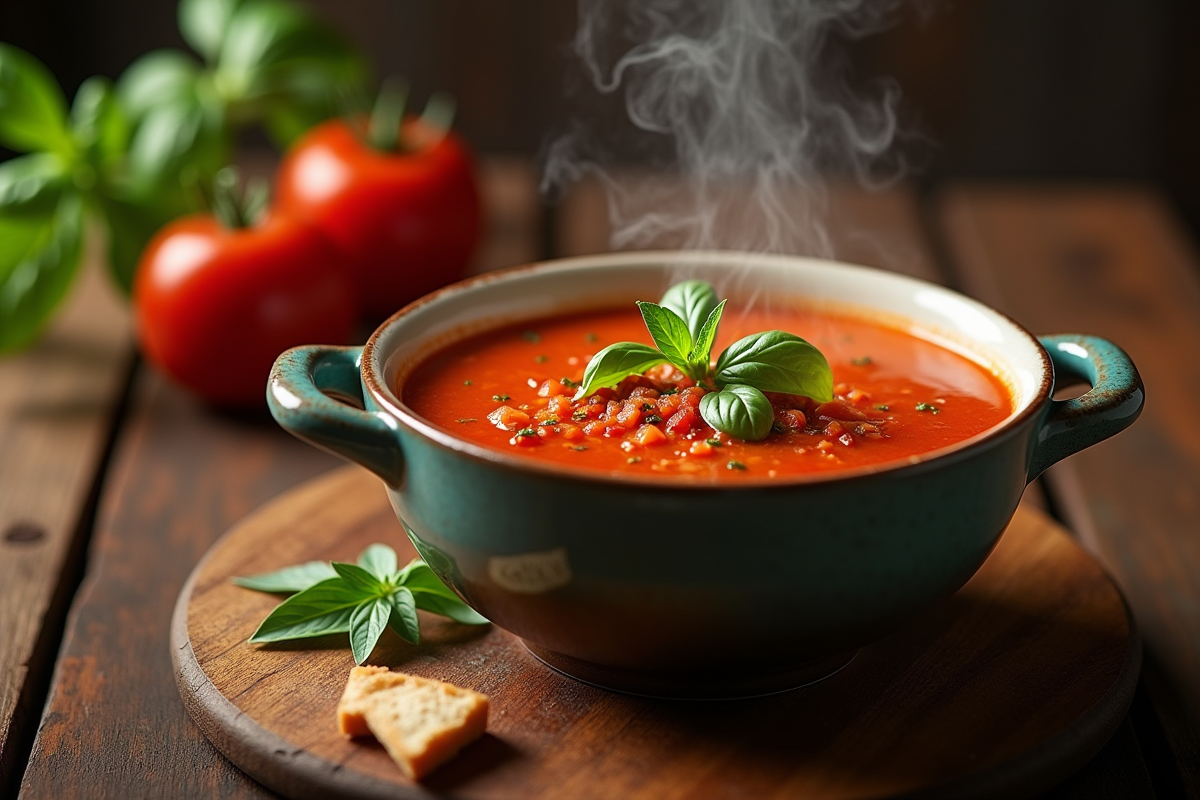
[267, 345, 405, 487]
[1028, 334, 1144, 480]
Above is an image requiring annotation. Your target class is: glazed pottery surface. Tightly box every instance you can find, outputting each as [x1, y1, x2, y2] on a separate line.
[268, 252, 1143, 692]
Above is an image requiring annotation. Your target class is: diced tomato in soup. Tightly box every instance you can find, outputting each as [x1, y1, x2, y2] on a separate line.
[401, 306, 1012, 481]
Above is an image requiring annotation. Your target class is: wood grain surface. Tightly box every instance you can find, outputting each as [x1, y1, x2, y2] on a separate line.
[11, 178, 1169, 799]
[0, 260, 131, 790]
[15, 160, 545, 799]
[174, 466, 1138, 800]
[936, 185, 1200, 797]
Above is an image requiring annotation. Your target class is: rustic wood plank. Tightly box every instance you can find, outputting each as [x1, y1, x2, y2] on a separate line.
[17, 370, 338, 798]
[17, 159, 543, 798]
[0, 256, 131, 791]
[936, 183, 1200, 797]
[174, 466, 1137, 800]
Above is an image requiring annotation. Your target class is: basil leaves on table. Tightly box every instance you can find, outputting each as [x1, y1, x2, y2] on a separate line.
[235, 543, 488, 665]
[573, 280, 833, 441]
[0, 0, 368, 352]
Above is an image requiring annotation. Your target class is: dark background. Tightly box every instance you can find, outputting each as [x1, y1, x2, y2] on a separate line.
[5, 0, 1200, 237]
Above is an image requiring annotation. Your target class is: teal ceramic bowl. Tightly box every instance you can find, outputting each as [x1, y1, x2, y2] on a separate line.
[267, 251, 1143, 697]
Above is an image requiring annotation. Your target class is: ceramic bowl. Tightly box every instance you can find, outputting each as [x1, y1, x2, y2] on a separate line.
[267, 251, 1143, 698]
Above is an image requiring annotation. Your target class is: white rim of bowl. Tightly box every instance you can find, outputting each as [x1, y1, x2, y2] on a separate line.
[362, 251, 1053, 490]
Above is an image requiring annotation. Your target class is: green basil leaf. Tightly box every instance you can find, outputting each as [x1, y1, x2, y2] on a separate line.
[95, 194, 170, 294]
[659, 280, 719, 342]
[0, 157, 64, 277]
[0, 216, 49, 279]
[127, 98, 209, 184]
[699, 385, 775, 441]
[71, 76, 129, 170]
[388, 587, 421, 645]
[248, 576, 371, 642]
[715, 331, 834, 402]
[357, 544, 398, 582]
[396, 560, 456, 597]
[349, 597, 391, 665]
[636, 301, 692, 371]
[688, 298, 726, 372]
[179, 0, 242, 63]
[115, 50, 202, 118]
[0, 153, 66, 217]
[232, 560, 337, 594]
[0, 193, 84, 354]
[216, 0, 314, 93]
[573, 342, 667, 401]
[0, 44, 72, 156]
[413, 592, 489, 625]
[398, 561, 489, 624]
[331, 561, 385, 595]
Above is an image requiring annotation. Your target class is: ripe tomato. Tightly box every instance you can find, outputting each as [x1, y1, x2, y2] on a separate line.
[274, 118, 482, 321]
[133, 212, 357, 407]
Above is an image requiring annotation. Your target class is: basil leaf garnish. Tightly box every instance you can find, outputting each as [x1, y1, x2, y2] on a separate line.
[688, 298, 726, 372]
[349, 596, 391, 665]
[232, 560, 338, 594]
[573, 342, 667, 401]
[357, 543, 399, 582]
[636, 301, 692, 371]
[398, 561, 458, 597]
[414, 593, 490, 625]
[715, 331, 833, 402]
[699, 385, 775, 441]
[389, 587, 421, 644]
[401, 561, 490, 624]
[248, 577, 372, 642]
[659, 280, 719, 342]
[237, 546, 490, 656]
[331, 561, 386, 594]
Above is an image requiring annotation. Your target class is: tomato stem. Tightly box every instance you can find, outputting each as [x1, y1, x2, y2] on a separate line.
[419, 91, 456, 143]
[209, 167, 268, 229]
[367, 76, 409, 153]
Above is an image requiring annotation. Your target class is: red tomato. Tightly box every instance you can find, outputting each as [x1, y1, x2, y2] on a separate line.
[274, 118, 482, 320]
[133, 213, 357, 407]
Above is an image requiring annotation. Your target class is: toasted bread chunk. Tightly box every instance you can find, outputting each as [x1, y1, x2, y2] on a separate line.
[337, 666, 489, 780]
[338, 666, 396, 737]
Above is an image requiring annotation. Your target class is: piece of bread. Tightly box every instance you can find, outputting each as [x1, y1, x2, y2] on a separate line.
[337, 666, 489, 780]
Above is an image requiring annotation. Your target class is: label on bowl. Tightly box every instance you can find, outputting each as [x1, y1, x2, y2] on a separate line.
[488, 548, 572, 594]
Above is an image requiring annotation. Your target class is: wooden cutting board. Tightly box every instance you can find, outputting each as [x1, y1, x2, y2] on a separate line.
[171, 466, 1138, 800]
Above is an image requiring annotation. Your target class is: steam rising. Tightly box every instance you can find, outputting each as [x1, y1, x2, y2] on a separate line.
[543, 0, 910, 256]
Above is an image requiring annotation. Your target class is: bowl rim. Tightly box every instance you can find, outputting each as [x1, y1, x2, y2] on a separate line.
[361, 250, 1053, 490]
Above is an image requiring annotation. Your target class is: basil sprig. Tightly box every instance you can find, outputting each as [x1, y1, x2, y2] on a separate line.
[699, 384, 776, 441]
[236, 544, 488, 665]
[0, 0, 367, 352]
[573, 280, 833, 441]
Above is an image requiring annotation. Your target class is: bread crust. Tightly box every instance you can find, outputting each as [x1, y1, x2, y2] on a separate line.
[336, 666, 489, 780]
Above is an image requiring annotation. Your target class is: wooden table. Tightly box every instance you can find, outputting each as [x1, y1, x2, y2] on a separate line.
[2, 165, 1197, 799]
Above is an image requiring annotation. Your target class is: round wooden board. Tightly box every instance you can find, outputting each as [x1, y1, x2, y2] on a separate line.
[172, 466, 1139, 800]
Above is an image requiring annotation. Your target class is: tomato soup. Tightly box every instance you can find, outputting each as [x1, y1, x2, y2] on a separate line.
[401, 305, 1013, 481]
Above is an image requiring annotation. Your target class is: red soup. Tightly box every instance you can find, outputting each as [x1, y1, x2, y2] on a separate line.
[401, 305, 1013, 481]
